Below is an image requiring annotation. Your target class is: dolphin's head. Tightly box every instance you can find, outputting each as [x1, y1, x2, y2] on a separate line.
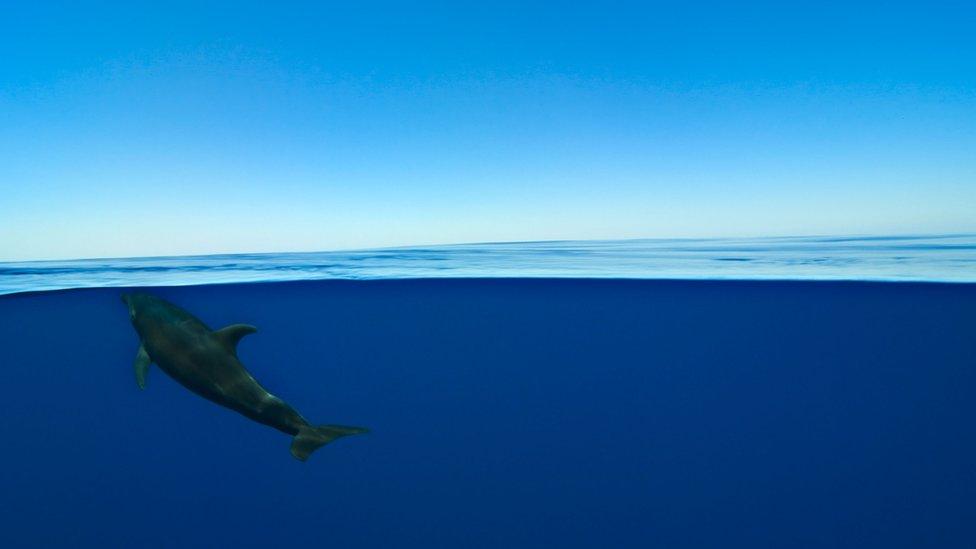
[121, 292, 148, 323]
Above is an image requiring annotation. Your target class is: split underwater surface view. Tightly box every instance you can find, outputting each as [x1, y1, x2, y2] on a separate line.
[1, 235, 975, 547]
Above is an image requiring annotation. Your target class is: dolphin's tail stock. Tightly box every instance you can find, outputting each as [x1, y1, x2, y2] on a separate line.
[290, 424, 369, 461]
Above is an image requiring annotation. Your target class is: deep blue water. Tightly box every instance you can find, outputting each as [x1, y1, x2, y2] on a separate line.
[3, 234, 976, 296]
[1, 278, 974, 547]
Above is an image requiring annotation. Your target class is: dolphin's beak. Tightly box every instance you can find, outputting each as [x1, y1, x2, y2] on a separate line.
[121, 294, 137, 321]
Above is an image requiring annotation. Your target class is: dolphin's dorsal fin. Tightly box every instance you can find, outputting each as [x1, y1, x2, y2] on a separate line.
[214, 324, 258, 354]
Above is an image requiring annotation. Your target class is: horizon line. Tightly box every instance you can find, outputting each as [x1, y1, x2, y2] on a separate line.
[3, 231, 975, 265]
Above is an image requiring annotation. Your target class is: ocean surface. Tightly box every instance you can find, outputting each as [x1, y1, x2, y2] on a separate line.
[1, 238, 975, 547]
[2, 234, 976, 295]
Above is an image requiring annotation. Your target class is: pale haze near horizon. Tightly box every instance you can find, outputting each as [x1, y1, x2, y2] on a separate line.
[1, 2, 974, 262]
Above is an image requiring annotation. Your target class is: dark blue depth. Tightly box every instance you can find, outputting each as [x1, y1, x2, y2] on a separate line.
[0, 279, 974, 547]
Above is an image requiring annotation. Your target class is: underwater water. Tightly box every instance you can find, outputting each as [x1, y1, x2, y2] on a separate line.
[0, 277, 974, 548]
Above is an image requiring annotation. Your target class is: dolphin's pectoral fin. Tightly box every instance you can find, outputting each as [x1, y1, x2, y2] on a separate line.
[134, 344, 151, 390]
[214, 323, 258, 354]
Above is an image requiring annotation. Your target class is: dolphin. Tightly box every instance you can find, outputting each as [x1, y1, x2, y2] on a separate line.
[122, 292, 367, 461]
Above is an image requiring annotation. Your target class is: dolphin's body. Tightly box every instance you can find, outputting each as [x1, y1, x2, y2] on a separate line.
[122, 293, 367, 460]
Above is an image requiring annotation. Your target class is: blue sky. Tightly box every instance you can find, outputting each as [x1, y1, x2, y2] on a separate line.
[1, 1, 974, 260]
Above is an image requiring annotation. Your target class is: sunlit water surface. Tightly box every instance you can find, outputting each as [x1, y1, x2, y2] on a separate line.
[2, 234, 975, 295]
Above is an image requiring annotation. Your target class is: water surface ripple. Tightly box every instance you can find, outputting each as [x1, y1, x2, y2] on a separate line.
[2, 234, 975, 295]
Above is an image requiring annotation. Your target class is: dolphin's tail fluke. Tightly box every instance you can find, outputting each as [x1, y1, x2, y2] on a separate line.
[290, 424, 369, 461]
